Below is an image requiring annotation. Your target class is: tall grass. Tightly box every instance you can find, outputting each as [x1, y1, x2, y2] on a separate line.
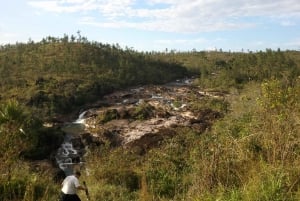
[187, 79, 300, 200]
[0, 162, 60, 201]
[2, 78, 300, 200]
[78, 78, 300, 200]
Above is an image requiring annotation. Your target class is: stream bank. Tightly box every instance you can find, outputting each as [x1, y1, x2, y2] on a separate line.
[54, 78, 227, 174]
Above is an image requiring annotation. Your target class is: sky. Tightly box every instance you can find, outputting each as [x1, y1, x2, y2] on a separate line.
[0, 0, 300, 52]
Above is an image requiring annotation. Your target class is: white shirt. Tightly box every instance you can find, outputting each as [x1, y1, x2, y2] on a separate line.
[61, 175, 80, 194]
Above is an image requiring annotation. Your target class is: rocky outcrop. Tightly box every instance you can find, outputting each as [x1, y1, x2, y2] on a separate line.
[79, 79, 226, 153]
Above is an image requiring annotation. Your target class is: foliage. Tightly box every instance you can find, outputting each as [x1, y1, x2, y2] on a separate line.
[132, 102, 155, 120]
[191, 95, 230, 113]
[0, 179, 26, 201]
[0, 164, 60, 201]
[144, 129, 194, 200]
[22, 126, 64, 160]
[0, 100, 63, 201]
[97, 108, 120, 124]
[1, 36, 300, 200]
[0, 35, 188, 119]
[185, 78, 300, 201]
[154, 49, 300, 90]
[0, 100, 34, 164]
[254, 78, 300, 164]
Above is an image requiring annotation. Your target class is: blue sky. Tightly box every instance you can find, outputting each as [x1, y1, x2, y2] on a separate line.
[1, 0, 300, 52]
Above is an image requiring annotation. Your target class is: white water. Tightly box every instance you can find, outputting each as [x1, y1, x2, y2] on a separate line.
[55, 111, 87, 176]
[74, 111, 87, 124]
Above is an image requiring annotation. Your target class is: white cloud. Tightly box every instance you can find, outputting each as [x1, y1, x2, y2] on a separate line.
[280, 20, 296, 26]
[28, 0, 300, 33]
[155, 38, 208, 45]
[27, 0, 98, 13]
[28, 0, 135, 14]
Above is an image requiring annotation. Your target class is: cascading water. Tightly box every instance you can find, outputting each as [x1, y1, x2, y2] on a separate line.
[74, 111, 87, 124]
[55, 111, 87, 176]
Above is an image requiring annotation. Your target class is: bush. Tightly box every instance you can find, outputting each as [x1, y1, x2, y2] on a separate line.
[0, 179, 26, 201]
[102, 169, 140, 191]
[97, 109, 120, 123]
[144, 130, 194, 199]
[242, 165, 290, 201]
[132, 103, 154, 120]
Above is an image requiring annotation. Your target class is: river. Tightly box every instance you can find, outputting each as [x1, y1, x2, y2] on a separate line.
[54, 77, 224, 175]
[55, 111, 87, 176]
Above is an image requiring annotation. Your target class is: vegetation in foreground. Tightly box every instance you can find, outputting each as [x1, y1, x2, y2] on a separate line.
[1, 36, 300, 200]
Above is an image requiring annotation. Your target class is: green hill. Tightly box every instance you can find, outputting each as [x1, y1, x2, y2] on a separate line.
[0, 36, 188, 120]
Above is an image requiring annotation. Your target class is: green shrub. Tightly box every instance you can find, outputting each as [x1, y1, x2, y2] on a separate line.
[22, 127, 64, 160]
[242, 166, 290, 201]
[97, 109, 120, 123]
[144, 130, 194, 199]
[102, 169, 140, 191]
[146, 168, 179, 198]
[132, 103, 154, 120]
[0, 179, 26, 201]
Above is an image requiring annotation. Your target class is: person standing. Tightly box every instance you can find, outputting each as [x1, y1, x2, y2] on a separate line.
[61, 171, 87, 201]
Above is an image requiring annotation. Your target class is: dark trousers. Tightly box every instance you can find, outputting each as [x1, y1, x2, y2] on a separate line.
[61, 192, 81, 201]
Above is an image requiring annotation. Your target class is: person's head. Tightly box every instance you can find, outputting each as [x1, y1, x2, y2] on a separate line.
[75, 171, 81, 178]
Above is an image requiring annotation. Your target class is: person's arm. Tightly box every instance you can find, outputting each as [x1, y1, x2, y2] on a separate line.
[76, 185, 87, 191]
[74, 176, 87, 191]
[74, 179, 87, 191]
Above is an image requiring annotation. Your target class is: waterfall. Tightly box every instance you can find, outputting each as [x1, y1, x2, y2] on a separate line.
[74, 111, 87, 124]
[55, 110, 87, 176]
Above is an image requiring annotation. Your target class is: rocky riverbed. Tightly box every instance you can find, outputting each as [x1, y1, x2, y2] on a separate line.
[77, 78, 226, 154]
[35, 78, 227, 180]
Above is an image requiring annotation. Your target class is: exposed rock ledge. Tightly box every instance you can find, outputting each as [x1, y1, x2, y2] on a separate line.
[79, 79, 225, 153]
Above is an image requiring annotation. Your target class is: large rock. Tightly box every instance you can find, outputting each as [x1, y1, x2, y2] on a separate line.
[81, 81, 225, 153]
[125, 128, 176, 155]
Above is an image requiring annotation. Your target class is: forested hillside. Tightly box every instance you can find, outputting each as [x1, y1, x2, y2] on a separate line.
[0, 35, 188, 120]
[1, 36, 300, 201]
[154, 49, 300, 88]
